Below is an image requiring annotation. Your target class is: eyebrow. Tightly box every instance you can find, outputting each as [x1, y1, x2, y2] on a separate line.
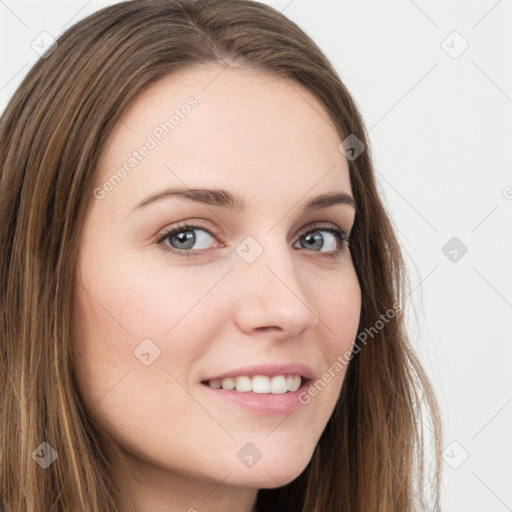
[130, 187, 356, 214]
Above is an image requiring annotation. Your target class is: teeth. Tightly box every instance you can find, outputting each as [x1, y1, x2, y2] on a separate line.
[209, 379, 222, 389]
[252, 375, 270, 393]
[206, 375, 303, 394]
[270, 375, 287, 394]
[221, 377, 235, 391]
[287, 375, 301, 392]
[235, 376, 252, 392]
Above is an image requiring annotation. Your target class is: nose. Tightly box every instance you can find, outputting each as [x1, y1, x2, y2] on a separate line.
[233, 236, 319, 339]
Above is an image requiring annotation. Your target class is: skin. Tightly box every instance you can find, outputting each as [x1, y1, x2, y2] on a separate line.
[72, 64, 362, 512]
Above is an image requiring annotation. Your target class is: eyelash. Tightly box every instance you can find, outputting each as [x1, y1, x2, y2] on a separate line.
[155, 221, 351, 259]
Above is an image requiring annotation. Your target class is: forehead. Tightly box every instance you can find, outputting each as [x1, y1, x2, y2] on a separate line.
[96, 64, 351, 206]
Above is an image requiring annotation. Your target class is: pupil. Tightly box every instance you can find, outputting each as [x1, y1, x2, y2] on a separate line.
[173, 230, 195, 249]
[304, 231, 323, 251]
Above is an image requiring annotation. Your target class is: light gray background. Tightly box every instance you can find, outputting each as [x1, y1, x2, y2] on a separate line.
[1, 1, 511, 510]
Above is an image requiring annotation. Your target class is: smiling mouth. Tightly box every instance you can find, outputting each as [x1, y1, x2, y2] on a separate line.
[202, 374, 302, 394]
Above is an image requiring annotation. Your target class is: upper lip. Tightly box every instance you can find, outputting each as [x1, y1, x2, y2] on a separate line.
[203, 363, 315, 382]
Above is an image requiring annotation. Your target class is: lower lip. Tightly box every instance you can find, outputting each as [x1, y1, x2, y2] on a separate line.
[200, 379, 311, 415]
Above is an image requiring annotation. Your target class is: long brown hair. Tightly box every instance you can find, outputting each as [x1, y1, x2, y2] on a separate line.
[0, 1, 442, 510]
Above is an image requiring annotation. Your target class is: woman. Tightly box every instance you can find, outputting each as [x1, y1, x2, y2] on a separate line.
[0, 1, 443, 511]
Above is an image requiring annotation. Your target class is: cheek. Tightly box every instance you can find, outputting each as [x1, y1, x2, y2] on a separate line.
[72, 254, 230, 398]
[313, 264, 362, 350]
[71, 270, 205, 445]
[295, 265, 361, 408]
[75, 244, 219, 337]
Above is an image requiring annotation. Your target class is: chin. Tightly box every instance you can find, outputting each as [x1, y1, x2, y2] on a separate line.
[227, 447, 314, 489]
[234, 466, 309, 490]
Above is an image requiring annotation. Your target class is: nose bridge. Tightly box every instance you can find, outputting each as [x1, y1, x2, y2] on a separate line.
[233, 231, 318, 335]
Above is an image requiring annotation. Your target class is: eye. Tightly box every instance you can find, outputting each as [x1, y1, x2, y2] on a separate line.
[294, 225, 350, 256]
[155, 221, 350, 258]
[156, 222, 219, 255]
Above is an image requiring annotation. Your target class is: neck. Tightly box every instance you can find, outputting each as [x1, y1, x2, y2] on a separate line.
[114, 451, 259, 512]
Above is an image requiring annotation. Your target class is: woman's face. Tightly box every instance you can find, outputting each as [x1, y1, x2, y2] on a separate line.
[73, 64, 361, 502]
